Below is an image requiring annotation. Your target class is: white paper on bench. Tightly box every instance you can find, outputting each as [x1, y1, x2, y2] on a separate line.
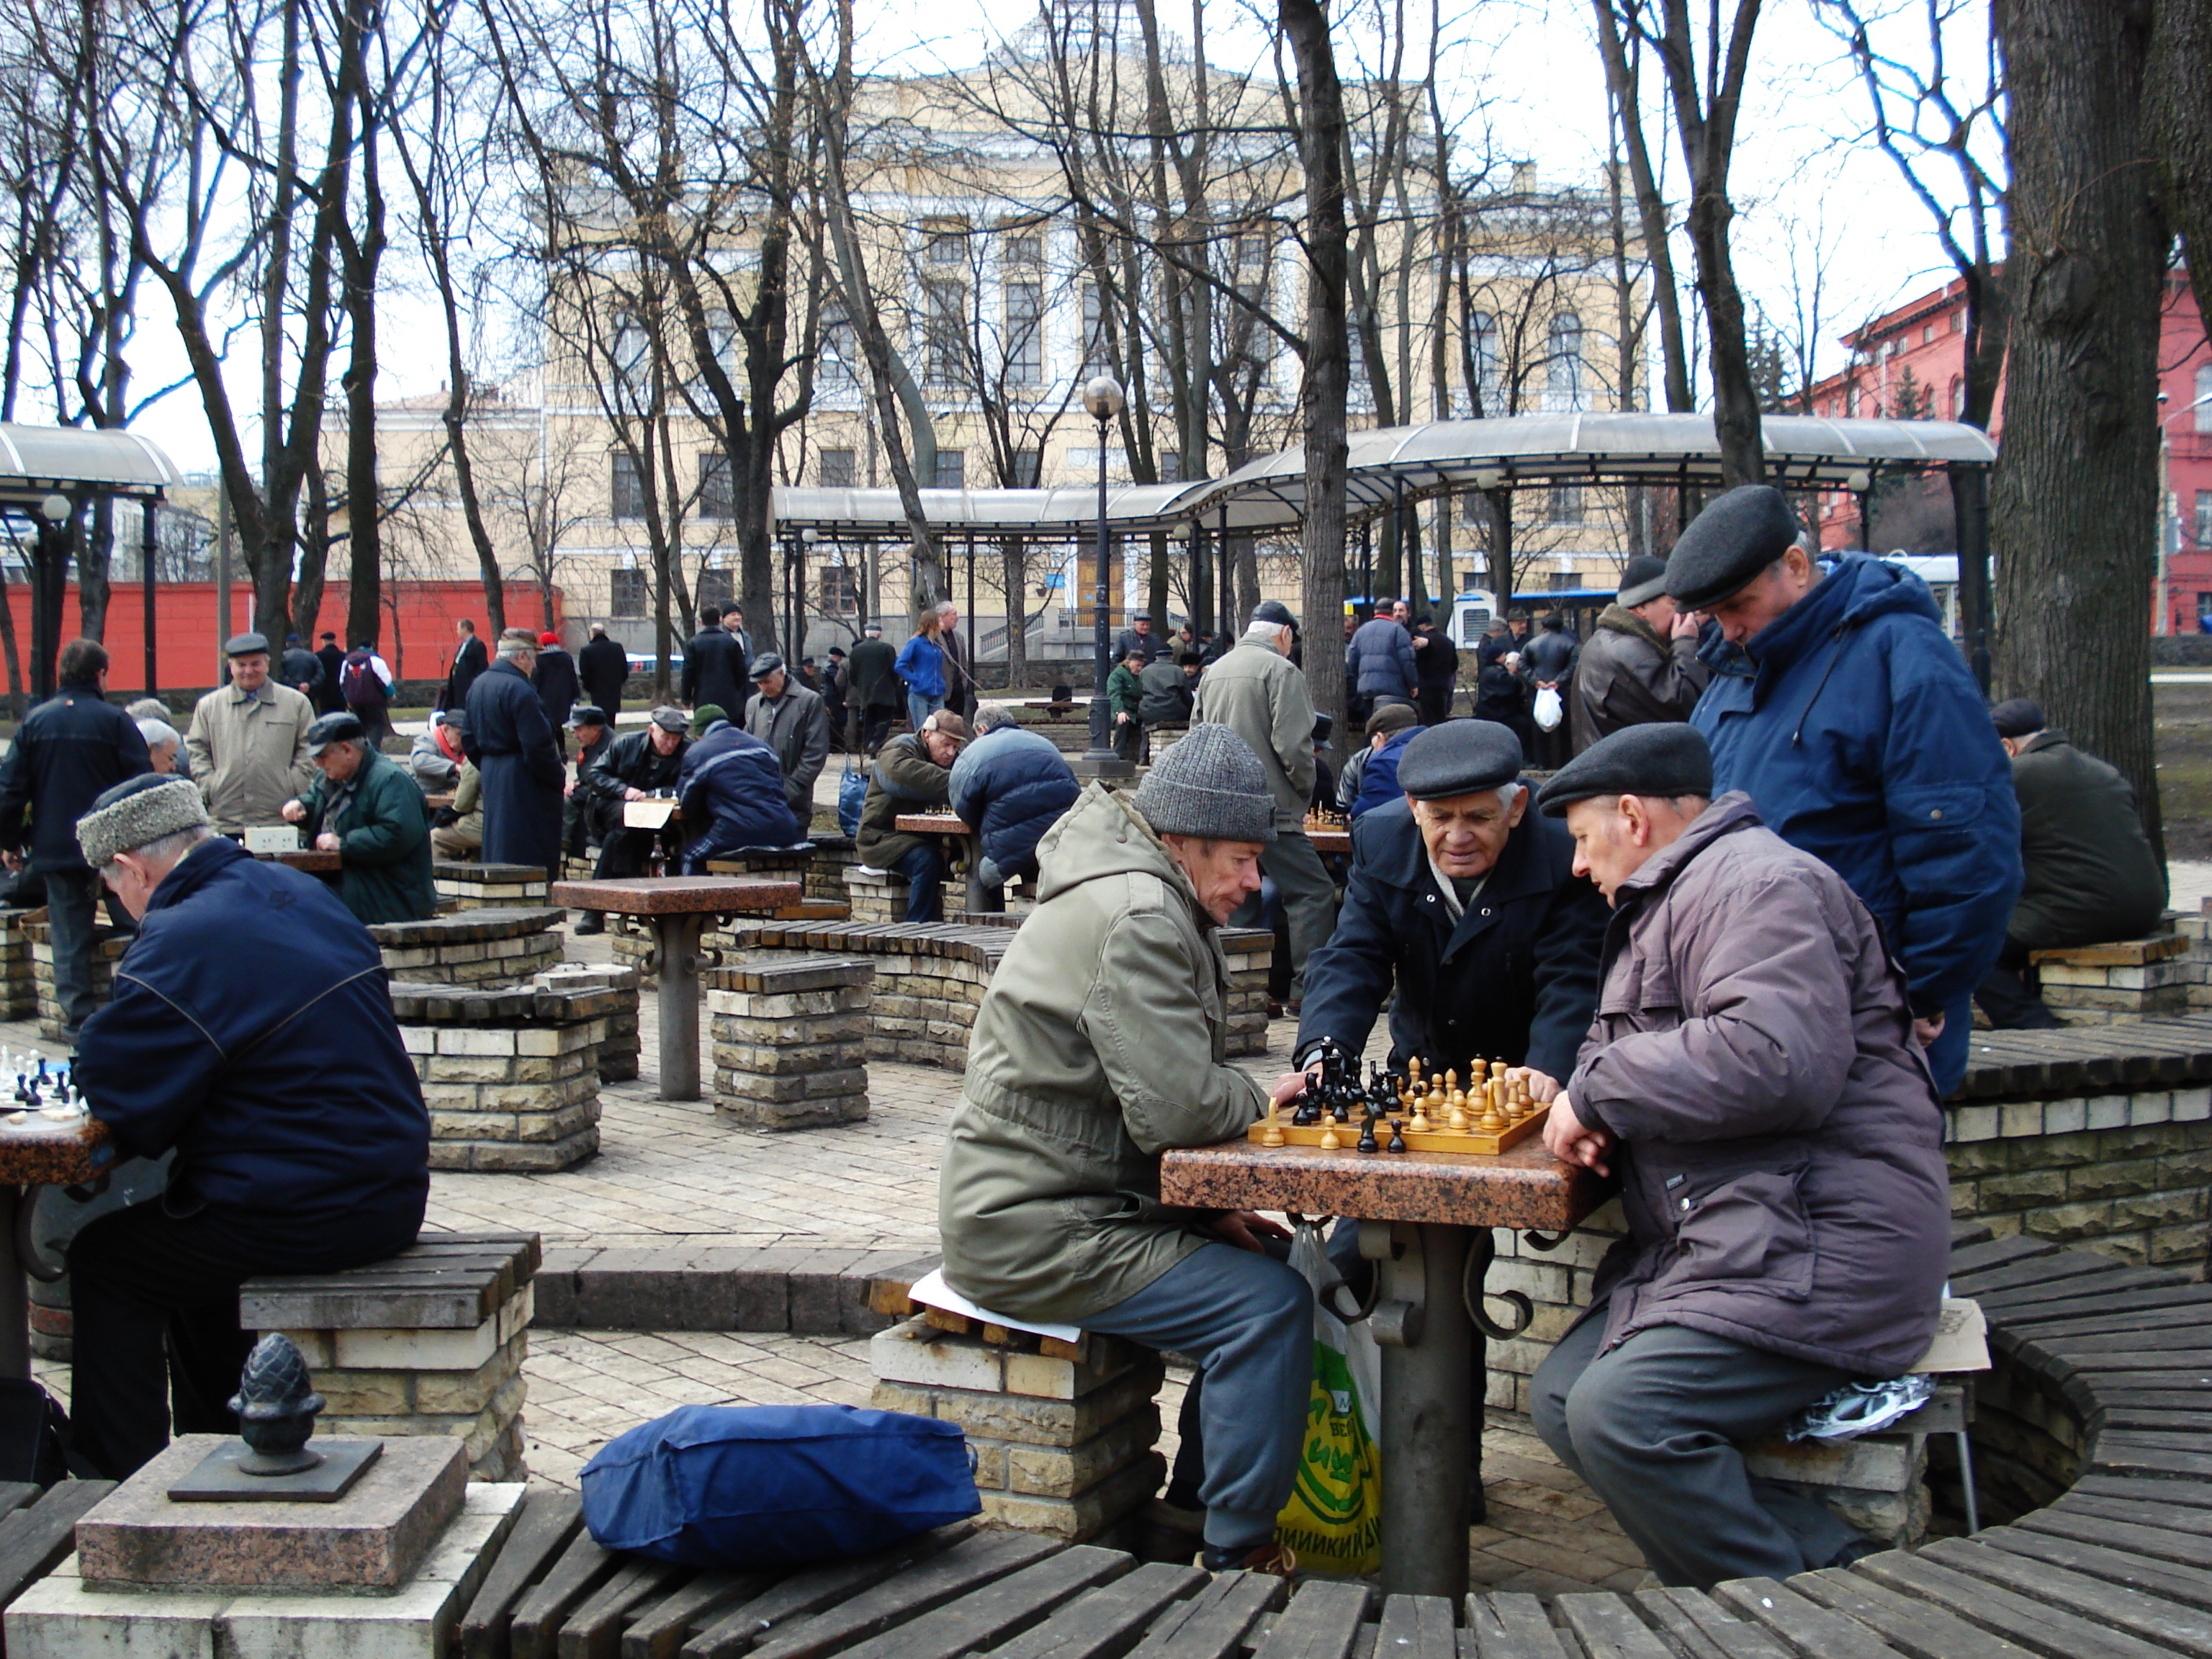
[908, 1267, 1082, 1344]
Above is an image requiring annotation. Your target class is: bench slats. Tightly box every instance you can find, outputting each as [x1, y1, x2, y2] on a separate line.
[1464, 1591, 1574, 1658]
[1124, 1570, 1289, 1659]
[830, 1544, 1129, 1659]
[559, 1559, 691, 1659]
[1709, 1577, 1921, 1659]
[681, 1521, 978, 1659]
[620, 1570, 773, 1659]
[1981, 1520, 2212, 1609]
[0, 1481, 112, 1608]
[1631, 1588, 1792, 1659]
[2048, 1490, 2212, 1536]
[1553, 1591, 1673, 1659]
[1851, 1548, 2175, 1658]
[511, 1528, 626, 1659]
[462, 1491, 586, 1659]
[1917, 1536, 2212, 1654]
[1246, 1580, 1370, 1659]
[743, 1530, 1063, 1659]
[1367, 1593, 1455, 1659]
[242, 1231, 540, 1330]
[2070, 1473, 2212, 1514]
[986, 1562, 1208, 1659]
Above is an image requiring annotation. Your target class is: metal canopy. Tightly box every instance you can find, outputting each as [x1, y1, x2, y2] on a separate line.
[0, 424, 184, 506]
[771, 413, 1996, 542]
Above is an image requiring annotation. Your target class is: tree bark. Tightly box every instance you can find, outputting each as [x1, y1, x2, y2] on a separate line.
[2146, 0, 2212, 341]
[1990, 0, 2165, 858]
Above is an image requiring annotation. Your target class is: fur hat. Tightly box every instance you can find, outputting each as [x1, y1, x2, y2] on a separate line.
[76, 775, 210, 868]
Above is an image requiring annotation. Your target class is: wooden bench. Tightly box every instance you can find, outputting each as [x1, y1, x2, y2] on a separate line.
[432, 860, 554, 912]
[2028, 928, 2192, 1020]
[369, 907, 567, 989]
[239, 1231, 540, 1482]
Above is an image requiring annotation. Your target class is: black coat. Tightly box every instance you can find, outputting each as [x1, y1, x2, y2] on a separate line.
[0, 679, 153, 873]
[534, 647, 581, 730]
[579, 634, 629, 713]
[1296, 797, 1608, 1084]
[74, 837, 428, 1254]
[280, 647, 323, 698]
[315, 644, 348, 714]
[585, 729, 691, 803]
[462, 658, 565, 875]
[681, 628, 747, 715]
[847, 638, 902, 710]
[443, 634, 489, 714]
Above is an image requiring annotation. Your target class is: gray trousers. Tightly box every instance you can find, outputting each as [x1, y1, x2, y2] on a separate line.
[45, 868, 107, 1033]
[1532, 1307, 1864, 1589]
[1083, 1241, 1311, 1552]
[1231, 829, 1335, 1000]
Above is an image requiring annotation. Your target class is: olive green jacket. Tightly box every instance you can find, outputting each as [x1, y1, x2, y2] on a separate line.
[938, 783, 1267, 1323]
[1192, 632, 1316, 830]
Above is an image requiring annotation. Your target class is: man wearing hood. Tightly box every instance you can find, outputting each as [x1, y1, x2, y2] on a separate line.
[1672, 485, 2019, 1094]
[939, 725, 1305, 1578]
[1568, 554, 1708, 754]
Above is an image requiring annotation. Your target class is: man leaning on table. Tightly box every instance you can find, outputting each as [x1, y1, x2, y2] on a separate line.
[1527, 724, 1950, 1590]
[65, 775, 430, 1480]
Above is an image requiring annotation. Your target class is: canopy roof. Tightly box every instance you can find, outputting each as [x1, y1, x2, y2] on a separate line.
[0, 424, 184, 508]
[772, 412, 1995, 543]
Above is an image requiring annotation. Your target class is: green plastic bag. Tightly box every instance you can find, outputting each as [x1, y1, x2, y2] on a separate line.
[1273, 1225, 1382, 1573]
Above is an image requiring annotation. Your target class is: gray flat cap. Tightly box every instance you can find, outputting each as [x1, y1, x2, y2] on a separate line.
[649, 706, 689, 734]
[225, 631, 270, 657]
[1616, 554, 1670, 609]
[748, 652, 785, 680]
[77, 775, 210, 868]
[1665, 485, 1805, 611]
[1536, 723, 1713, 817]
[1395, 721, 1523, 800]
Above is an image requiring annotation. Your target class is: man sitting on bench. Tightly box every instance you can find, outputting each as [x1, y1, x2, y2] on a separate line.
[1527, 724, 1949, 1590]
[66, 775, 431, 1478]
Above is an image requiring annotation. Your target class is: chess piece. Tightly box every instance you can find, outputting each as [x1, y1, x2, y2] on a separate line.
[1260, 1105, 1285, 1148]
[1387, 1119, 1408, 1153]
[1357, 1113, 1380, 1154]
[1407, 1056, 1424, 1094]
[1478, 1084, 1506, 1135]
[1447, 1088, 1470, 1132]
[1318, 1119, 1341, 1151]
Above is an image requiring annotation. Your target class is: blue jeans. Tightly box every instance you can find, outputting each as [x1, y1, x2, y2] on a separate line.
[894, 841, 946, 923]
[907, 690, 942, 732]
[1084, 1242, 1311, 1552]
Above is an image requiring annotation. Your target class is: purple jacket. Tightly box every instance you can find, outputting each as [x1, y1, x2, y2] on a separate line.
[1568, 793, 1949, 1377]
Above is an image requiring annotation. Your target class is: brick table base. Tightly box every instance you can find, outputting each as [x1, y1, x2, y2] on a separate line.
[706, 958, 873, 1128]
[390, 982, 616, 1171]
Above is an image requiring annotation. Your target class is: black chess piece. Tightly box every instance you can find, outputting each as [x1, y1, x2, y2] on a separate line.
[1357, 1112, 1380, 1154]
[1292, 1093, 1320, 1128]
[1387, 1118, 1408, 1153]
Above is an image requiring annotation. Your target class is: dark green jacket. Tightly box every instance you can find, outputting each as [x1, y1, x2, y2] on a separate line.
[855, 732, 953, 871]
[2008, 729, 2167, 950]
[300, 745, 436, 925]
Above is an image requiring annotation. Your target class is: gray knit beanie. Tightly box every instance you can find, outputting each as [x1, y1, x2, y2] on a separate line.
[77, 775, 211, 868]
[1132, 724, 1277, 844]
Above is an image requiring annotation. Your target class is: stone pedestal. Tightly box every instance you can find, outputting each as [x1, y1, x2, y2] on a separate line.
[1219, 927, 1273, 1058]
[431, 860, 552, 912]
[869, 1316, 1164, 1545]
[369, 908, 565, 990]
[0, 907, 37, 1019]
[805, 833, 860, 904]
[390, 982, 608, 1172]
[707, 958, 873, 1129]
[845, 865, 963, 925]
[1740, 1395, 1951, 1551]
[27, 919, 127, 1039]
[2031, 930, 2191, 1020]
[533, 963, 641, 1083]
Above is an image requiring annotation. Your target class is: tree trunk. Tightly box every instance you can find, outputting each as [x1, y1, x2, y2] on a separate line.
[1000, 536, 1030, 686]
[2146, 0, 2212, 357]
[1280, 0, 1352, 753]
[1990, 0, 2166, 858]
[76, 496, 112, 642]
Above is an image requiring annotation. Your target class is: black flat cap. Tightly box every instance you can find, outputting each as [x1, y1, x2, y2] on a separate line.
[1310, 713, 1334, 742]
[1251, 600, 1296, 628]
[225, 631, 270, 657]
[649, 706, 689, 733]
[305, 711, 366, 755]
[1665, 485, 1806, 611]
[1990, 697, 2044, 738]
[1395, 720, 1524, 800]
[1616, 554, 1669, 608]
[748, 652, 785, 680]
[567, 704, 605, 728]
[1537, 723, 1713, 817]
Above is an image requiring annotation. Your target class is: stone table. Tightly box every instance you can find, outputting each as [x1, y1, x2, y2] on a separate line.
[895, 811, 999, 914]
[0, 1117, 111, 1377]
[549, 876, 801, 1100]
[1159, 1133, 1605, 1601]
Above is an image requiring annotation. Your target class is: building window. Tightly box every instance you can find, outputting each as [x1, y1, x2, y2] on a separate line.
[1468, 310, 1498, 410]
[1951, 377, 1967, 421]
[698, 451, 733, 520]
[819, 565, 860, 614]
[2198, 364, 2212, 432]
[925, 282, 967, 387]
[1006, 279, 1043, 385]
[821, 306, 856, 386]
[1080, 286, 1110, 376]
[696, 310, 736, 391]
[1160, 451, 1182, 483]
[1010, 447, 1042, 487]
[2196, 490, 2212, 549]
[696, 567, 734, 614]
[935, 450, 965, 490]
[925, 223, 966, 266]
[1922, 323, 1935, 346]
[1231, 277, 1269, 366]
[1547, 312, 1584, 412]
[611, 453, 646, 521]
[1004, 231, 1041, 267]
[611, 566, 648, 616]
[1846, 384, 1861, 418]
[820, 447, 857, 488]
[1548, 483, 1583, 526]
[611, 313, 651, 397]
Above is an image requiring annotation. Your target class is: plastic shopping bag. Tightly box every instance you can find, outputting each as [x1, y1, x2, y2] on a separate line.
[1273, 1222, 1383, 1574]
[837, 761, 867, 836]
[1533, 685, 1563, 732]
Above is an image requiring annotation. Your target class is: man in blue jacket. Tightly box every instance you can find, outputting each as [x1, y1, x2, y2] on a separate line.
[1345, 604, 1416, 725]
[678, 714, 802, 872]
[948, 704, 1079, 894]
[66, 775, 430, 1478]
[1670, 485, 2020, 1094]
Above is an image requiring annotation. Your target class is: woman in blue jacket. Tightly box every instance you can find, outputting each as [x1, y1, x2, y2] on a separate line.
[895, 613, 948, 732]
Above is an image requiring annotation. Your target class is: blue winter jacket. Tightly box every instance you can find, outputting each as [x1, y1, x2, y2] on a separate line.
[1691, 554, 2020, 1067]
[894, 634, 947, 700]
[74, 837, 429, 1257]
[1346, 616, 1418, 702]
[1350, 725, 1421, 819]
[679, 721, 804, 872]
[948, 727, 1079, 884]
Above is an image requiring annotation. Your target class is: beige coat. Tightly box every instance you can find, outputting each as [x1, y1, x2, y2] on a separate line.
[938, 784, 1266, 1323]
[186, 681, 318, 830]
[1192, 631, 1315, 830]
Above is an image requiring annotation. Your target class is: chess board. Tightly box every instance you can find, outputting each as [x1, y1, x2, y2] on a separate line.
[1249, 1044, 1550, 1157]
[1246, 1102, 1547, 1158]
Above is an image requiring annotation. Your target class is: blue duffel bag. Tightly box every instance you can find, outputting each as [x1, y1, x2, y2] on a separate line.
[580, 1403, 981, 1568]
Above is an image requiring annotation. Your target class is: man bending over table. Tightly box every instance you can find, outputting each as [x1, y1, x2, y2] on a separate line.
[1529, 724, 1949, 1589]
[66, 775, 431, 1478]
[938, 726, 1306, 1577]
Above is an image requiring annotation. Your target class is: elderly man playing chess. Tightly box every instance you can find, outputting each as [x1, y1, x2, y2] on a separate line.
[938, 726, 1306, 1578]
[1529, 724, 1950, 1589]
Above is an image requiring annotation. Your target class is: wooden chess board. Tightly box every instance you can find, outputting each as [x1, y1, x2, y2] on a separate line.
[1247, 1101, 1548, 1158]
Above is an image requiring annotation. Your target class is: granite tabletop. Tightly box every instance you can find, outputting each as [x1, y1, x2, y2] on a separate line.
[550, 876, 801, 916]
[269, 849, 341, 873]
[1159, 1132, 1608, 1231]
[894, 812, 974, 835]
[0, 1115, 112, 1187]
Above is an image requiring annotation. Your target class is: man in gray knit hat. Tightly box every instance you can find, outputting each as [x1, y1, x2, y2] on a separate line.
[938, 725, 1307, 1577]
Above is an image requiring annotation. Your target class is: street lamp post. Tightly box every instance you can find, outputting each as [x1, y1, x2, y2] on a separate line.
[1081, 374, 1129, 775]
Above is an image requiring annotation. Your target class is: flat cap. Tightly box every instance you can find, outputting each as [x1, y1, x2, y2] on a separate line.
[1616, 554, 1670, 609]
[305, 711, 366, 755]
[436, 708, 468, 730]
[748, 652, 784, 680]
[1364, 701, 1421, 739]
[1395, 721, 1523, 800]
[1135, 610, 1152, 621]
[567, 703, 606, 728]
[649, 706, 689, 734]
[76, 775, 210, 868]
[225, 631, 270, 657]
[1990, 697, 2044, 739]
[1665, 485, 1805, 611]
[1310, 713, 1334, 743]
[1537, 722, 1713, 817]
[1251, 600, 1296, 628]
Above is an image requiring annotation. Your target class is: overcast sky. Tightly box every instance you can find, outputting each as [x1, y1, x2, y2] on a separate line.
[122, 0, 1988, 475]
